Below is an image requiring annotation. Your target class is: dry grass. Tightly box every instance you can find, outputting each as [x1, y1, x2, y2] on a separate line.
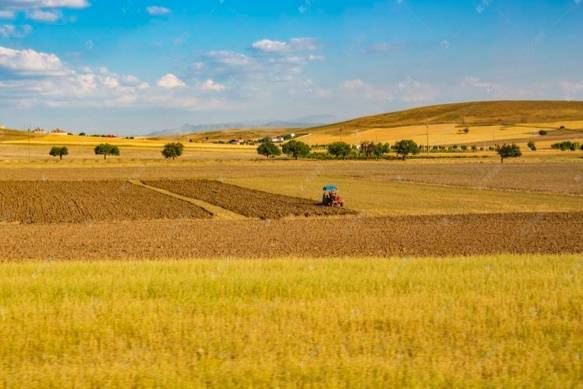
[0, 254, 581, 387]
[226, 175, 583, 216]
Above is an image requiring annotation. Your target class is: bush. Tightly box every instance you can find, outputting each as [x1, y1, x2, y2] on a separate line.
[327, 142, 352, 159]
[551, 141, 579, 151]
[538, 130, 548, 136]
[393, 140, 420, 160]
[463, 128, 470, 134]
[461, 145, 468, 151]
[94, 144, 120, 160]
[527, 140, 536, 151]
[471, 145, 477, 152]
[497, 144, 522, 163]
[162, 142, 184, 160]
[49, 146, 69, 160]
[257, 141, 281, 158]
[282, 140, 311, 160]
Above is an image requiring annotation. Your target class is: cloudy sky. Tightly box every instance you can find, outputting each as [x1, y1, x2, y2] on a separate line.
[0, 0, 582, 134]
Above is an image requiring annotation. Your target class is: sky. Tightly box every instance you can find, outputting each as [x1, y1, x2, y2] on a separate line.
[0, 0, 582, 134]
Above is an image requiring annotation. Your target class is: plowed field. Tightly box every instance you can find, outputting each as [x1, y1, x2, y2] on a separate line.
[0, 181, 211, 224]
[145, 180, 356, 219]
[1, 212, 580, 260]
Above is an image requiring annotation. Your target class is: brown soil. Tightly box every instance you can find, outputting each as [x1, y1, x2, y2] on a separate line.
[144, 180, 356, 219]
[1, 213, 580, 260]
[0, 181, 211, 224]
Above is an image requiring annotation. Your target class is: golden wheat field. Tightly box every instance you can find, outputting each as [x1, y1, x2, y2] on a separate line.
[0, 254, 581, 388]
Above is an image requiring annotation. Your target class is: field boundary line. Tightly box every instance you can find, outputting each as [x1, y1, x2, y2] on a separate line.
[388, 179, 583, 198]
[128, 180, 248, 220]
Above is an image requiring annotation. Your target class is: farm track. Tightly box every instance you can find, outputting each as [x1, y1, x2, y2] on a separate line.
[0, 181, 211, 224]
[144, 179, 356, 219]
[129, 180, 247, 220]
[1, 212, 581, 260]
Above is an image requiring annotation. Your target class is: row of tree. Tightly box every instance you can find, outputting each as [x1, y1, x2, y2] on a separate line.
[256, 139, 421, 160]
[49, 143, 185, 160]
[255, 138, 524, 163]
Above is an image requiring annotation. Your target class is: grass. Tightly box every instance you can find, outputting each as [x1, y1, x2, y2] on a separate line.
[227, 175, 583, 216]
[0, 254, 581, 387]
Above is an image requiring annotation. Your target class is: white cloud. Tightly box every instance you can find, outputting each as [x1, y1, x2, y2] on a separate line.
[0, 45, 64, 75]
[560, 81, 583, 98]
[397, 78, 437, 102]
[0, 0, 89, 22]
[146, 6, 171, 16]
[461, 76, 497, 93]
[200, 79, 225, 92]
[0, 24, 31, 38]
[204, 50, 253, 67]
[251, 37, 318, 53]
[252, 39, 288, 53]
[26, 8, 60, 21]
[156, 73, 185, 89]
[0, 0, 89, 9]
[0, 10, 15, 18]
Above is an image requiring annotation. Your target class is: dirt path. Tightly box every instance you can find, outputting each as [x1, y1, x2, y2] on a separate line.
[129, 180, 247, 220]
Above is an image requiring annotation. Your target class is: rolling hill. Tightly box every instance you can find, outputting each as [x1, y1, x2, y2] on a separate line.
[165, 100, 583, 146]
[308, 100, 583, 133]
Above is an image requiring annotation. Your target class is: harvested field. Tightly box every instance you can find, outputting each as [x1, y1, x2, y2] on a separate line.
[0, 181, 211, 224]
[144, 179, 355, 219]
[1, 161, 581, 195]
[1, 213, 581, 260]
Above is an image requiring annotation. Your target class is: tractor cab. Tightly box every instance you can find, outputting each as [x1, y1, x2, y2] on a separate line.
[322, 184, 345, 207]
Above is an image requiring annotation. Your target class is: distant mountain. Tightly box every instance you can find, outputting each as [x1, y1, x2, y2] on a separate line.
[148, 115, 337, 137]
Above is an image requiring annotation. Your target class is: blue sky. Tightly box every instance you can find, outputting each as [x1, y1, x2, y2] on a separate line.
[0, 0, 582, 134]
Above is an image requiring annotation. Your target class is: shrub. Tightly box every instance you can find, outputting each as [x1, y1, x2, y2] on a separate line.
[538, 130, 548, 136]
[257, 141, 281, 158]
[463, 128, 470, 134]
[497, 144, 522, 163]
[551, 141, 578, 151]
[94, 144, 120, 160]
[162, 142, 184, 160]
[327, 142, 352, 159]
[461, 145, 468, 151]
[393, 139, 420, 160]
[49, 146, 69, 160]
[282, 140, 311, 160]
[527, 140, 536, 151]
[471, 145, 477, 152]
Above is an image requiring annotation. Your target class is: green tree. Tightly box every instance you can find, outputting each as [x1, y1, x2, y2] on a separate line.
[257, 141, 281, 158]
[527, 140, 536, 151]
[282, 140, 311, 160]
[373, 143, 390, 158]
[497, 144, 522, 163]
[94, 143, 120, 160]
[393, 139, 420, 160]
[162, 142, 184, 160]
[327, 142, 352, 159]
[49, 146, 69, 160]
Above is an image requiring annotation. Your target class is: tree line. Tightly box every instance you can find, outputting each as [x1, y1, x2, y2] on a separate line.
[48, 142, 185, 161]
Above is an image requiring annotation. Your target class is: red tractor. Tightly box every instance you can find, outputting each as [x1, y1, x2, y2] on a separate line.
[322, 185, 344, 207]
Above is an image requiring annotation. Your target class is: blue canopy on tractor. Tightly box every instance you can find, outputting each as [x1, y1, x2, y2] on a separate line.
[323, 185, 337, 191]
